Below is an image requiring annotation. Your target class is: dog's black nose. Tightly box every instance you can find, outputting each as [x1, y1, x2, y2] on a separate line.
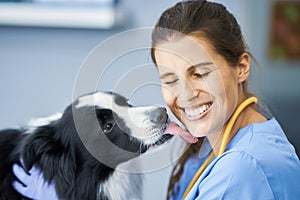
[149, 107, 168, 124]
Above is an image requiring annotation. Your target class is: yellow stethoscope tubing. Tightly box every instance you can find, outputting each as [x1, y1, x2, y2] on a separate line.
[182, 96, 258, 199]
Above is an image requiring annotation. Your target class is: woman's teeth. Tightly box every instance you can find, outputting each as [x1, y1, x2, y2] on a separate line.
[184, 103, 212, 117]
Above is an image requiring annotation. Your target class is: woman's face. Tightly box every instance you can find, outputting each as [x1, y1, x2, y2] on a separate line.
[155, 36, 242, 137]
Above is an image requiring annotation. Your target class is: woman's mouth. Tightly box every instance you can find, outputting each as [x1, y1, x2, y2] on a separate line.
[182, 102, 213, 120]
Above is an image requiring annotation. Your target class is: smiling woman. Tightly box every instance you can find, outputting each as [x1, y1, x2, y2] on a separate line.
[151, 0, 300, 199]
[154, 34, 256, 139]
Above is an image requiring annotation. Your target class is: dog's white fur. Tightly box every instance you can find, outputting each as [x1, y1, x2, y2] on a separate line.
[100, 163, 142, 200]
[76, 92, 166, 145]
[25, 113, 62, 133]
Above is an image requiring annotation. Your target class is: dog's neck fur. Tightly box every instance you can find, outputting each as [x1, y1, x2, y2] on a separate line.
[99, 163, 143, 200]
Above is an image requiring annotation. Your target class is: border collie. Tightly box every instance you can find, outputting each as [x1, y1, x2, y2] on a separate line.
[0, 91, 172, 200]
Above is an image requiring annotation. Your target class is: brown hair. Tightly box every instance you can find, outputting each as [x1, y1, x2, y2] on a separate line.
[150, 0, 261, 199]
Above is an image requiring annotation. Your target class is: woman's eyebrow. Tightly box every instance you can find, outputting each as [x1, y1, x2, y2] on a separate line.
[187, 62, 214, 71]
[160, 72, 176, 79]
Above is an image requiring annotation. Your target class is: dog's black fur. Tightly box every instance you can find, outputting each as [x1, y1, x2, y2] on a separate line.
[0, 91, 171, 200]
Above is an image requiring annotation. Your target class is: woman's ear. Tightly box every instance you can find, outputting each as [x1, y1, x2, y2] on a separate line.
[237, 53, 251, 83]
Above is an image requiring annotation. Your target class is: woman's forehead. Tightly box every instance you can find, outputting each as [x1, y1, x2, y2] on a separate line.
[154, 36, 215, 67]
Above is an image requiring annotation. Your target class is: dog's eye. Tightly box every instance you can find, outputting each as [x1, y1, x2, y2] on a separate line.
[103, 120, 115, 133]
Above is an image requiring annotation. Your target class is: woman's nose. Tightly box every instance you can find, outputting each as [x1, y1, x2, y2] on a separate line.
[177, 79, 199, 103]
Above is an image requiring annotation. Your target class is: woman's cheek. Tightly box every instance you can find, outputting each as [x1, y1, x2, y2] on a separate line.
[162, 87, 173, 105]
[161, 86, 178, 111]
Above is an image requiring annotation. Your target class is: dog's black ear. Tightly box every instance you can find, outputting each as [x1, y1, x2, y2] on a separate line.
[21, 125, 77, 190]
[55, 146, 77, 188]
[21, 125, 56, 171]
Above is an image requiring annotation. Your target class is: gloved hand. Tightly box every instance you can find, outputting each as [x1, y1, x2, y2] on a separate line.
[164, 121, 198, 143]
[12, 163, 59, 200]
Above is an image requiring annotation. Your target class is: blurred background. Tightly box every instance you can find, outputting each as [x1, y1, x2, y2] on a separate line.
[0, 0, 299, 199]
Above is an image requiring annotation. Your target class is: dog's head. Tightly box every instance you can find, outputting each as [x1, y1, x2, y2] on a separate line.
[24, 91, 172, 166]
[71, 91, 172, 154]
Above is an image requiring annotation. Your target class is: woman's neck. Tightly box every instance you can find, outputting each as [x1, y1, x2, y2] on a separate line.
[207, 106, 267, 156]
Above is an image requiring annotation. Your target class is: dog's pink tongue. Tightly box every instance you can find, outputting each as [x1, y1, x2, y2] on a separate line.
[164, 122, 198, 143]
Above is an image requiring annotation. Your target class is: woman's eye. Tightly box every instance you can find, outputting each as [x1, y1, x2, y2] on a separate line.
[164, 79, 179, 85]
[193, 71, 210, 78]
[103, 120, 115, 133]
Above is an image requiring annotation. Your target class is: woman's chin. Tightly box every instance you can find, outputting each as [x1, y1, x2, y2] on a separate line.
[184, 125, 208, 138]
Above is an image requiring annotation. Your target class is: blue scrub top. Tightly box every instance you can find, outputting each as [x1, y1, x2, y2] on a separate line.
[172, 118, 300, 200]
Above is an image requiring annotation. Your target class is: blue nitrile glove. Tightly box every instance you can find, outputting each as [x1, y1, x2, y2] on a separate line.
[12, 163, 59, 200]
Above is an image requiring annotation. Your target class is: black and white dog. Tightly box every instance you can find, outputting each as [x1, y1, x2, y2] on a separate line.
[0, 91, 172, 200]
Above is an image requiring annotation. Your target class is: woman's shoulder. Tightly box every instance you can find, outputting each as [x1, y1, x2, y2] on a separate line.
[198, 148, 300, 199]
[251, 117, 286, 136]
[237, 118, 296, 155]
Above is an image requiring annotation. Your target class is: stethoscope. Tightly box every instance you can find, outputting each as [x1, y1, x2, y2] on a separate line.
[182, 96, 258, 199]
